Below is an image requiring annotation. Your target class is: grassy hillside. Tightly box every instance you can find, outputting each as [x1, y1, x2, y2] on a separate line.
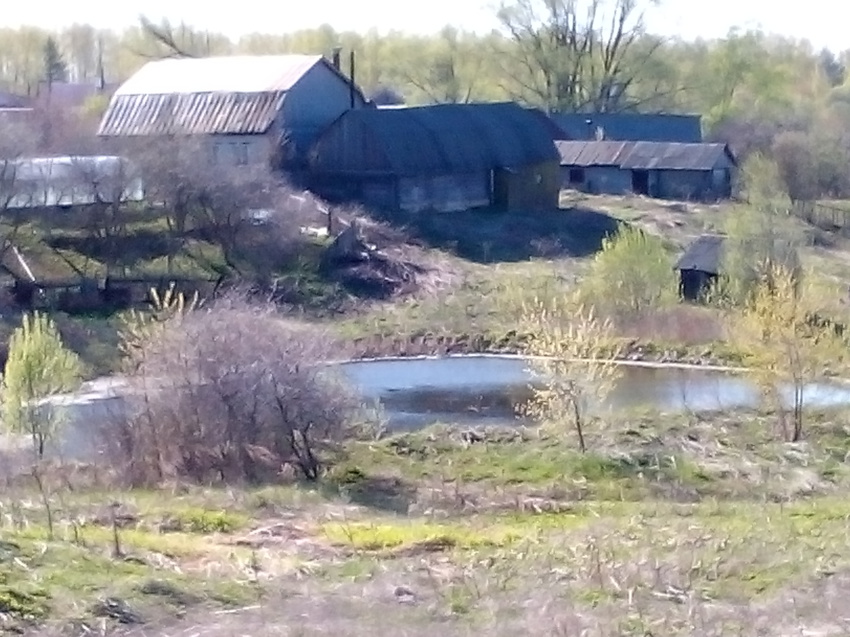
[4, 410, 850, 635]
[4, 193, 850, 635]
[3, 191, 850, 375]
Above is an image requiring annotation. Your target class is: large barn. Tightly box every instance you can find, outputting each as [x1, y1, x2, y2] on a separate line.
[97, 55, 367, 168]
[308, 102, 561, 214]
[557, 140, 736, 201]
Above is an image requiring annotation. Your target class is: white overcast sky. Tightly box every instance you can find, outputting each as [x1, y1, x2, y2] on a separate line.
[2, 0, 847, 51]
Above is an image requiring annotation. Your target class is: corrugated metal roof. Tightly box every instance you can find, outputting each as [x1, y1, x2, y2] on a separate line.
[551, 113, 703, 142]
[98, 91, 285, 135]
[98, 55, 347, 136]
[555, 140, 634, 166]
[320, 102, 559, 176]
[620, 142, 733, 171]
[114, 55, 325, 95]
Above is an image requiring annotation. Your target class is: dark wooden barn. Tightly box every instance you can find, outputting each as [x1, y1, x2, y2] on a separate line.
[307, 102, 561, 214]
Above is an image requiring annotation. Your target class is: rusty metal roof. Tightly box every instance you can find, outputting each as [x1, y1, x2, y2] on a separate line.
[555, 140, 634, 166]
[620, 142, 734, 170]
[98, 91, 285, 136]
[113, 55, 325, 95]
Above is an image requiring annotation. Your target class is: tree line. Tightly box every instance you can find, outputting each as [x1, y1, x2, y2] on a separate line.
[3, 0, 850, 199]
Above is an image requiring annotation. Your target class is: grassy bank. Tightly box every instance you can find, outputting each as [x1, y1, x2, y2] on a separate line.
[4, 408, 850, 635]
[6, 191, 850, 377]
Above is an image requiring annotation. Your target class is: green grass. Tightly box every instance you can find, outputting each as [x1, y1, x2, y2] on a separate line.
[5, 409, 850, 633]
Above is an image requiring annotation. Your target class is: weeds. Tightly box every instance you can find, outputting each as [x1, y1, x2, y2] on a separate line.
[3, 409, 850, 635]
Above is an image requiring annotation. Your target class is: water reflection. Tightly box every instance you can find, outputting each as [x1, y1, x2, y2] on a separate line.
[338, 355, 850, 430]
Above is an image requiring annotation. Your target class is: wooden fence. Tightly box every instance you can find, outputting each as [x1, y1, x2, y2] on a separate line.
[792, 200, 850, 232]
[9, 276, 222, 314]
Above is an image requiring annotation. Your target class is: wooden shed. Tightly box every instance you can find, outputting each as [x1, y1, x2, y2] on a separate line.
[675, 234, 725, 301]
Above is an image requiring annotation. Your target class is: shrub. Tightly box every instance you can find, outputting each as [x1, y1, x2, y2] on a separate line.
[1, 312, 82, 459]
[579, 223, 678, 322]
[112, 293, 359, 485]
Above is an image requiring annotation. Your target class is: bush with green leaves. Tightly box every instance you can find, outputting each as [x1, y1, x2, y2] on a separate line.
[1, 312, 83, 459]
[720, 153, 803, 305]
[579, 224, 678, 322]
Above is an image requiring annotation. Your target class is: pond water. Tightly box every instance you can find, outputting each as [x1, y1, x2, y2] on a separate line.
[8, 355, 850, 460]
[337, 355, 850, 430]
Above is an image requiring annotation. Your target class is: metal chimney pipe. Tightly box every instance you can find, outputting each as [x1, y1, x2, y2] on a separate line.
[349, 50, 357, 108]
[331, 46, 342, 70]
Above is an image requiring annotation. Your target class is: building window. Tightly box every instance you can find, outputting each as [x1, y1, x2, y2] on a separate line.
[569, 168, 585, 184]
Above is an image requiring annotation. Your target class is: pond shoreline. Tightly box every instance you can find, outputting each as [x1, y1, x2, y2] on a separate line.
[345, 332, 742, 371]
[332, 352, 748, 375]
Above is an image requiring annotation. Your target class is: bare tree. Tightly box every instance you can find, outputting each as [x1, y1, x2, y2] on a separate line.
[519, 290, 624, 452]
[135, 16, 230, 60]
[497, 0, 662, 112]
[111, 293, 360, 485]
[128, 136, 320, 278]
[68, 155, 144, 276]
[399, 28, 483, 104]
[0, 117, 39, 272]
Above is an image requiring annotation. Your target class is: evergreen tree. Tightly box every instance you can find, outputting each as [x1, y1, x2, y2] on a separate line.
[43, 36, 68, 84]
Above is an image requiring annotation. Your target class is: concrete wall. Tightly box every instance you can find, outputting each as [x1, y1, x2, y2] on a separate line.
[562, 163, 735, 201]
[562, 165, 632, 195]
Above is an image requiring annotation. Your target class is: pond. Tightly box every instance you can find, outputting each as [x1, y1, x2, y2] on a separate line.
[8, 355, 850, 460]
[337, 355, 850, 429]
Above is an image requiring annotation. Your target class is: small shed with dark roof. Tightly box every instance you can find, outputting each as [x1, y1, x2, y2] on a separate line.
[556, 140, 736, 201]
[308, 102, 561, 213]
[675, 233, 801, 301]
[675, 234, 725, 300]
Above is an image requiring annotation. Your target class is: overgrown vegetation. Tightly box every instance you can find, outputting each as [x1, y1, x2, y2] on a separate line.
[519, 291, 623, 452]
[578, 223, 678, 323]
[112, 292, 359, 485]
[733, 264, 848, 441]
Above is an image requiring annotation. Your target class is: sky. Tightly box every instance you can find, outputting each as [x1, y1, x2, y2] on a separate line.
[2, 0, 847, 52]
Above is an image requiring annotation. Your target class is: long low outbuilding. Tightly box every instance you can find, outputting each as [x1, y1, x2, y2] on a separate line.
[307, 101, 562, 214]
[1, 155, 144, 210]
[557, 140, 736, 202]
